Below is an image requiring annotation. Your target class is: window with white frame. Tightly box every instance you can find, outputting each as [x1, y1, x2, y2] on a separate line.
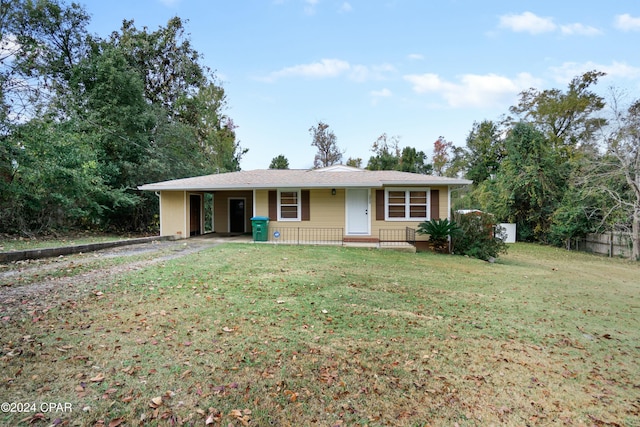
[385, 188, 429, 221]
[278, 189, 301, 221]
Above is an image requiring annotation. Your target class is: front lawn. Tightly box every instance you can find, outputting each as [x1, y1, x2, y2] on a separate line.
[1, 243, 638, 426]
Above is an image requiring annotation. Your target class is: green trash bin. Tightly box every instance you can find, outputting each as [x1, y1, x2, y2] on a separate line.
[251, 216, 270, 242]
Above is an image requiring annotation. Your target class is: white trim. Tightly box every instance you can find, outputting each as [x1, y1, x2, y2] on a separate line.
[183, 191, 188, 238]
[384, 187, 430, 221]
[277, 189, 301, 221]
[228, 197, 247, 233]
[252, 190, 256, 218]
[159, 192, 164, 236]
[346, 188, 371, 235]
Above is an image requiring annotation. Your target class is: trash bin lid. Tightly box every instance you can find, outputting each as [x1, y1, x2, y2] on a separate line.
[250, 216, 270, 221]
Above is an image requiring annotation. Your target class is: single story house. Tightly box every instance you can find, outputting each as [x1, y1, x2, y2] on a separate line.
[138, 165, 472, 244]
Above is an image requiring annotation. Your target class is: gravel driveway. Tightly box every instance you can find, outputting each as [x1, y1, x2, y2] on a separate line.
[0, 235, 249, 319]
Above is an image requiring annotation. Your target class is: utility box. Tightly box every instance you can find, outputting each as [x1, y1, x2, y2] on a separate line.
[250, 216, 270, 242]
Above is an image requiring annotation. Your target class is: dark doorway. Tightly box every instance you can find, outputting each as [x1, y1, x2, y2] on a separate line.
[229, 199, 245, 233]
[190, 194, 201, 236]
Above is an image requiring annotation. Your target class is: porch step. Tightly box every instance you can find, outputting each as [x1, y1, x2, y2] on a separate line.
[343, 236, 380, 243]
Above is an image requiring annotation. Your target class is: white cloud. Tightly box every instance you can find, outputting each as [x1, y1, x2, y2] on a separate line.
[0, 34, 19, 59]
[260, 59, 394, 82]
[158, 0, 180, 6]
[403, 72, 541, 108]
[263, 58, 350, 81]
[304, 0, 319, 15]
[408, 53, 424, 60]
[370, 88, 392, 106]
[499, 11, 556, 34]
[339, 2, 352, 13]
[560, 23, 602, 36]
[549, 61, 640, 83]
[498, 12, 602, 37]
[371, 88, 392, 98]
[350, 63, 395, 82]
[615, 14, 640, 31]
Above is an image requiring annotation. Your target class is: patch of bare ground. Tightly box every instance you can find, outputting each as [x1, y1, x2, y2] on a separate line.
[0, 237, 225, 318]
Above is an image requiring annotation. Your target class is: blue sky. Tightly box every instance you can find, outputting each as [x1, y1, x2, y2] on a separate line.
[85, 0, 640, 170]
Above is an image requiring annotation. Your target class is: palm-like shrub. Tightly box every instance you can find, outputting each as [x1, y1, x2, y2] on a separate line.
[417, 218, 461, 253]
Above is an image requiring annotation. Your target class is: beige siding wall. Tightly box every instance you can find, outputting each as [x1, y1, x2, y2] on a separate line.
[371, 185, 449, 241]
[308, 188, 345, 228]
[213, 191, 254, 233]
[160, 186, 449, 239]
[252, 186, 449, 240]
[254, 190, 269, 218]
[160, 191, 186, 237]
[254, 189, 345, 229]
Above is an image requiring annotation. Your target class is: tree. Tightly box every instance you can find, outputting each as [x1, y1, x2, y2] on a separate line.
[398, 146, 431, 174]
[366, 133, 400, 171]
[111, 17, 207, 116]
[6, 0, 90, 106]
[489, 123, 569, 242]
[366, 133, 432, 173]
[588, 93, 640, 260]
[346, 157, 362, 168]
[0, 1, 245, 234]
[464, 120, 505, 183]
[508, 70, 606, 159]
[432, 136, 453, 176]
[269, 154, 289, 169]
[309, 121, 342, 168]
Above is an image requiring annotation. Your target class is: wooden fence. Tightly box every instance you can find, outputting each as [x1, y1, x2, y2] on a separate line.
[572, 232, 633, 258]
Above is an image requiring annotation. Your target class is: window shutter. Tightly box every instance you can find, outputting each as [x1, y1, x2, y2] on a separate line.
[430, 189, 440, 220]
[268, 190, 277, 220]
[376, 190, 385, 220]
[301, 190, 310, 221]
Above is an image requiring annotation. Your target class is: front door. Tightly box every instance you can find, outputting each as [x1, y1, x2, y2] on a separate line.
[346, 189, 370, 235]
[229, 198, 245, 233]
[190, 194, 201, 236]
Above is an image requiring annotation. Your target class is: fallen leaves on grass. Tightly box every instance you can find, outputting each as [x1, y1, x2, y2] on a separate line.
[149, 396, 163, 408]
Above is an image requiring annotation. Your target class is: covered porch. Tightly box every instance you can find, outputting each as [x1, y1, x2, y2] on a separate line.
[159, 190, 254, 237]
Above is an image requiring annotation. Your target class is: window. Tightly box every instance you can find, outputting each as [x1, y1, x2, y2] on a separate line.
[385, 188, 429, 221]
[278, 189, 300, 221]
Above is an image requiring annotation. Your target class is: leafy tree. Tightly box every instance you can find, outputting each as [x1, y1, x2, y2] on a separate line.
[346, 157, 362, 168]
[309, 121, 342, 168]
[463, 120, 505, 183]
[508, 70, 606, 159]
[269, 154, 289, 169]
[0, 1, 245, 234]
[398, 146, 431, 174]
[366, 133, 400, 171]
[111, 17, 206, 115]
[432, 136, 452, 176]
[366, 133, 431, 173]
[548, 181, 600, 249]
[489, 123, 569, 242]
[2, 0, 90, 105]
[0, 117, 127, 234]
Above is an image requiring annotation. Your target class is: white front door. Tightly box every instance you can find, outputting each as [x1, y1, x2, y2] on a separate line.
[346, 189, 370, 235]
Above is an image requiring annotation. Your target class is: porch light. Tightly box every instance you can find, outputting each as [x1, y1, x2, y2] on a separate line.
[331, 188, 336, 196]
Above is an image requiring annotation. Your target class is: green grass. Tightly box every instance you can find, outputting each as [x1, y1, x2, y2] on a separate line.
[1, 243, 638, 426]
[0, 233, 127, 252]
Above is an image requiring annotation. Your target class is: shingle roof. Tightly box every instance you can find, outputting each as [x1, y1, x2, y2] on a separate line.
[137, 167, 472, 191]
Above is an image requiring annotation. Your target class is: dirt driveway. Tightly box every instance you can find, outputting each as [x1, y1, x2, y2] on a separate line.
[0, 235, 249, 319]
